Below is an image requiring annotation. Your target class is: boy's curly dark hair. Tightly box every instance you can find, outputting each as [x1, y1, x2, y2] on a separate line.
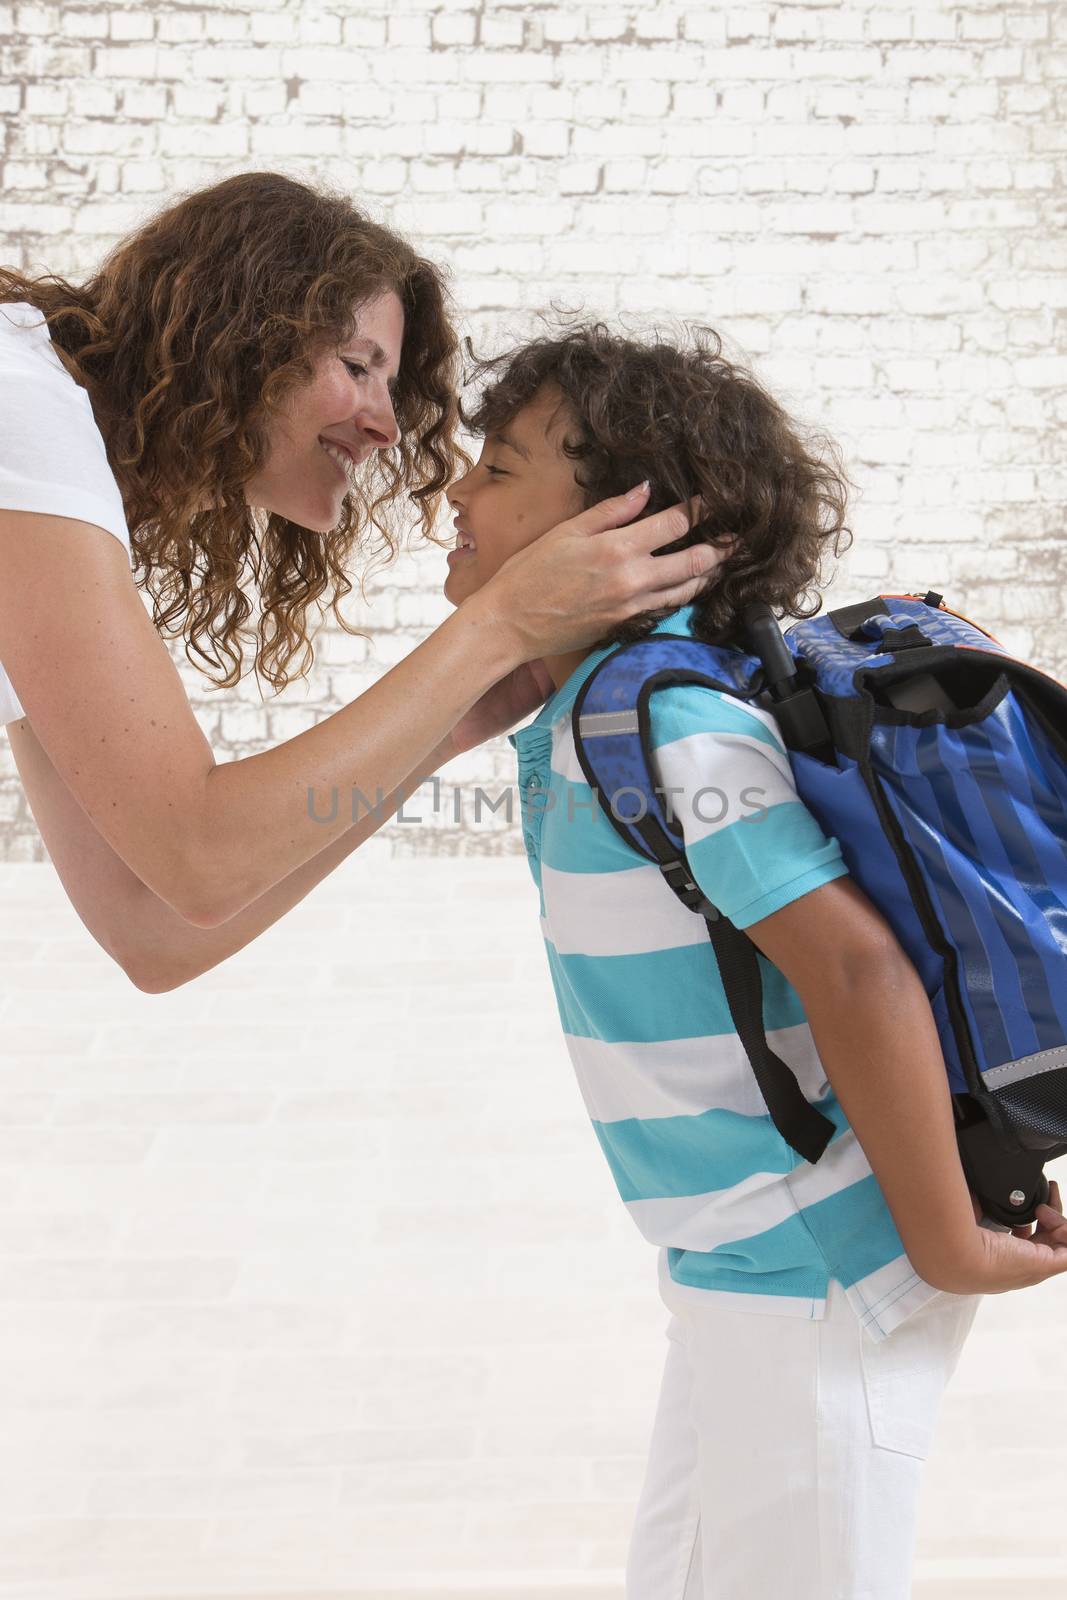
[460, 320, 853, 648]
[0, 170, 468, 691]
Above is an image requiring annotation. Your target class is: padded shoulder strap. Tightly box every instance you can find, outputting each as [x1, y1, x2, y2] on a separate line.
[572, 634, 837, 1168]
[571, 633, 762, 864]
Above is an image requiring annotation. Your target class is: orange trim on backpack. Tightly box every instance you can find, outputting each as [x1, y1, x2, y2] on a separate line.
[854, 594, 1067, 694]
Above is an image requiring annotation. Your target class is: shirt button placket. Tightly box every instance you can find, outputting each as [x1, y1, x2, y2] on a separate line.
[522, 770, 545, 856]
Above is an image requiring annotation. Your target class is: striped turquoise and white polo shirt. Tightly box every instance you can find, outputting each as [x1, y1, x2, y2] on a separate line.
[509, 604, 945, 1343]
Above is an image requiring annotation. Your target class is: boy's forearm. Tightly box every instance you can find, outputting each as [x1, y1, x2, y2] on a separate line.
[801, 951, 983, 1288]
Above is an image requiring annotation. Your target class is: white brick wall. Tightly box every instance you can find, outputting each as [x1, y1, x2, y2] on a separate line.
[0, 854, 1066, 1599]
[0, 0, 1064, 860]
[1, 13, 1066, 1589]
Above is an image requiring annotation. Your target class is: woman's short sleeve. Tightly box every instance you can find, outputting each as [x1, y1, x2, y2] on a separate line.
[0, 302, 131, 548]
[0, 302, 133, 724]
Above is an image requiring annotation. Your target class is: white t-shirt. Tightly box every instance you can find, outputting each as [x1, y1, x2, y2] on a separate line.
[0, 301, 132, 724]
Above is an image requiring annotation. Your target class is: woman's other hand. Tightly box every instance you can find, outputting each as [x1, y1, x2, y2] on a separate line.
[445, 658, 555, 759]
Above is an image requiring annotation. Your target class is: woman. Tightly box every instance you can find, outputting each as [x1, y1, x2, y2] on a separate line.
[0, 171, 722, 991]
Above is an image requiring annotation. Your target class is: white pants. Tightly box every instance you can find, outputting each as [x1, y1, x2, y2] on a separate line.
[626, 1258, 982, 1600]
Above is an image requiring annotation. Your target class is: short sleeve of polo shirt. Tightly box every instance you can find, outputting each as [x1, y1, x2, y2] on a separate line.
[647, 683, 848, 930]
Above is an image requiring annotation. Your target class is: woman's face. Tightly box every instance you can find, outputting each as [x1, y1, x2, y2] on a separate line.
[244, 290, 404, 533]
[443, 384, 585, 607]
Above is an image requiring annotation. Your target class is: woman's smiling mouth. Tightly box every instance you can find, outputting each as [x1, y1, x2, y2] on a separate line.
[319, 437, 360, 479]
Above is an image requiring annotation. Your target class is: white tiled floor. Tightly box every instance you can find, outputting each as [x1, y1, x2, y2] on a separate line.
[1, 853, 1065, 1600]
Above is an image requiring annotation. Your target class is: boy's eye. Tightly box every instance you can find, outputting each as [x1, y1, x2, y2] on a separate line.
[483, 463, 508, 478]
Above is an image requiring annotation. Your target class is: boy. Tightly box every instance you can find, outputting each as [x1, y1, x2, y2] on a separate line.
[442, 325, 1066, 1599]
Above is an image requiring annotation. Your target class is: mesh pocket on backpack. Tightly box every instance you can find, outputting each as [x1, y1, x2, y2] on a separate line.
[995, 1066, 1067, 1145]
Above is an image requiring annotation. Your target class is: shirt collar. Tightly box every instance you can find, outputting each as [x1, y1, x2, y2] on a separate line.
[509, 604, 700, 744]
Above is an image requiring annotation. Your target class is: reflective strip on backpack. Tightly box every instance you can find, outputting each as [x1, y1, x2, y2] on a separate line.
[577, 710, 641, 737]
[983, 1044, 1067, 1090]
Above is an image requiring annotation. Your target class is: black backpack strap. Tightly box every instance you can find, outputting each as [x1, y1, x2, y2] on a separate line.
[633, 814, 837, 1167]
[703, 912, 836, 1166]
[827, 597, 891, 640]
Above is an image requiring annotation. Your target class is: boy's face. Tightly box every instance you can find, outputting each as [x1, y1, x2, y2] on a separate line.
[443, 384, 587, 607]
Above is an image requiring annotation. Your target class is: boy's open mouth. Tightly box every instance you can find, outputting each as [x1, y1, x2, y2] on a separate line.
[451, 522, 477, 555]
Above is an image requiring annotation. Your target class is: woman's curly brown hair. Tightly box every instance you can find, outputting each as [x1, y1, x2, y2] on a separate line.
[0, 170, 468, 689]
[461, 319, 853, 649]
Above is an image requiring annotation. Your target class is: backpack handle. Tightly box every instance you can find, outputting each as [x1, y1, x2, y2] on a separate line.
[743, 602, 833, 756]
[743, 601, 798, 698]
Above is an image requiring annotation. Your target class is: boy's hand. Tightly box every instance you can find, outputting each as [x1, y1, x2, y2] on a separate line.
[955, 1178, 1067, 1294]
[969, 1176, 1066, 1239]
[744, 879, 1067, 1301]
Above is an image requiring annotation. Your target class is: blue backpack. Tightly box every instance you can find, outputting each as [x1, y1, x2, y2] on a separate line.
[571, 591, 1067, 1227]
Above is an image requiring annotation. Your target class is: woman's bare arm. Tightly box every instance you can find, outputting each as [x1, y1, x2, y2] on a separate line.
[7, 715, 450, 992]
[0, 493, 717, 928]
[0, 512, 510, 927]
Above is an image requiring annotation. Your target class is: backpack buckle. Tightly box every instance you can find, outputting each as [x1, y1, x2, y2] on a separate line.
[659, 858, 721, 922]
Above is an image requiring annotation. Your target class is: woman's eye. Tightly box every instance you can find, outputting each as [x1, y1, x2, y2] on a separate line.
[343, 360, 368, 380]
[483, 464, 508, 478]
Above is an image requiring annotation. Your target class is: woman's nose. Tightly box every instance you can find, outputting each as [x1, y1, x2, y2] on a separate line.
[360, 384, 400, 450]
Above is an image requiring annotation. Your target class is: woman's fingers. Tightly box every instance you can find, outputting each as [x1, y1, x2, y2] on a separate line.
[611, 495, 735, 607]
[644, 540, 725, 597]
[575, 490, 707, 557]
[645, 575, 719, 613]
[617, 495, 707, 557]
[570, 481, 653, 537]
